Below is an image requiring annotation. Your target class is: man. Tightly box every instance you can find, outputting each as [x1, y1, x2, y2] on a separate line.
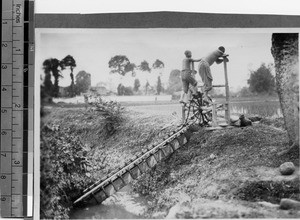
[180, 50, 201, 104]
[198, 46, 228, 103]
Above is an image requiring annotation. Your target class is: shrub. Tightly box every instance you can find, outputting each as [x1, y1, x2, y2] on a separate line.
[88, 95, 125, 136]
[40, 124, 94, 219]
[124, 86, 134, 95]
[40, 95, 125, 218]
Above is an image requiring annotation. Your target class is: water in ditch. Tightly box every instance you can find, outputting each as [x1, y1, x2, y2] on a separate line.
[70, 185, 151, 219]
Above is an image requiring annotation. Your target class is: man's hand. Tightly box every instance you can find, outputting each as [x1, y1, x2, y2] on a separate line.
[221, 54, 229, 62]
[223, 57, 229, 62]
[216, 58, 223, 64]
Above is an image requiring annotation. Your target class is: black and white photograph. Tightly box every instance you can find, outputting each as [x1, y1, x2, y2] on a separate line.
[1, 0, 297, 219]
[37, 25, 299, 219]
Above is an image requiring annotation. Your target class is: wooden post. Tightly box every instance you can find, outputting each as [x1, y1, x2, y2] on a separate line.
[223, 58, 230, 124]
[212, 103, 218, 127]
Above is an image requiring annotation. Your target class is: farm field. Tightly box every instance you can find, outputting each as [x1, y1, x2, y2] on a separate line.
[127, 99, 282, 118]
[52, 95, 281, 118]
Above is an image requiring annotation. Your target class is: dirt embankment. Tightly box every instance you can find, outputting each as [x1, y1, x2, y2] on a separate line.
[131, 119, 300, 218]
[43, 106, 299, 218]
[42, 106, 180, 180]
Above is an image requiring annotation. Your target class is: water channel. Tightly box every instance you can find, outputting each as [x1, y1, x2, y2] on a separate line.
[70, 185, 151, 219]
[70, 100, 282, 219]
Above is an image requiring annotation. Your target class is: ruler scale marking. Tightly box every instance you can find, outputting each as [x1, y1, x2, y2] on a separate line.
[1, 0, 34, 218]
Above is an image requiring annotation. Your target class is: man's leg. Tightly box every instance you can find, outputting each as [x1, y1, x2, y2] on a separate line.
[180, 75, 189, 104]
[186, 73, 198, 97]
[204, 79, 213, 104]
[199, 63, 213, 104]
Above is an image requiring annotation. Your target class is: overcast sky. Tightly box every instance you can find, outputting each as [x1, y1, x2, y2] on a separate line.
[36, 28, 298, 92]
[35, 0, 300, 92]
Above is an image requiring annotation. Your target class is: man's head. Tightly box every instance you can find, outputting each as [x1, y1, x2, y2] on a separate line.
[218, 46, 225, 53]
[184, 50, 192, 58]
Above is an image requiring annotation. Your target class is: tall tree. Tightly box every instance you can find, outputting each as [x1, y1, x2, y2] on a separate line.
[125, 63, 136, 76]
[138, 60, 151, 94]
[75, 71, 91, 95]
[271, 33, 299, 152]
[109, 55, 136, 76]
[117, 83, 125, 96]
[134, 78, 141, 92]
[152, 59, 165, 69]
[61, 55, 77, 97]
[145, 81, 150, 95]
[247, 63, 275, 94]
[167, 69, 182, 94]
[157, 76, 162, 95]
[139, 60, 151, 72]
[42, 58, 62, 97]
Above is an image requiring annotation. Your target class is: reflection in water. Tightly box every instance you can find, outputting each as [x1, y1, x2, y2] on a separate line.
[70, 185, 148, 219]
[230, 101, 282, 117]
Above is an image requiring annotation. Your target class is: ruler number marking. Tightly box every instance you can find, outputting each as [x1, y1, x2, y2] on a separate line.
[14, 103, 21, 108]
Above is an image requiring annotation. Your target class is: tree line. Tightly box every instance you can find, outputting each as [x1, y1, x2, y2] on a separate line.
[41, 55, 277, 99]
[108, 55, 164, 95]
[41, 55, 92, 99]
[238, 63, 276, 97]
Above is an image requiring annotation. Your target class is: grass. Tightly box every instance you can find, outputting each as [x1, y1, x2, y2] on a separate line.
[132, 122, 299, 218]
[42, 105, 181, 181]
[42, 95, 298, 218]
[45, 95, 281, 119]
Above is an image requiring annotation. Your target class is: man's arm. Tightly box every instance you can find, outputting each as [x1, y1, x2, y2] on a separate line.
[216, 54, 229, 64]
[215, 58, 223, 64]
[191, 58, 202, 62]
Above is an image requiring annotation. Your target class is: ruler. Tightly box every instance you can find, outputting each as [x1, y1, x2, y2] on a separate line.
[1, 0, 34, 218]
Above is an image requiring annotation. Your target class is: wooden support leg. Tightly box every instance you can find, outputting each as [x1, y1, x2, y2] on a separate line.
[223, 59, 230, 124]
[212, 102, 218, 127]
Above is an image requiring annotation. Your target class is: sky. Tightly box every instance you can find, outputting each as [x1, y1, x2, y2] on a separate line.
[36, 28, 298, 92]
[35, 0, 300, 93]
